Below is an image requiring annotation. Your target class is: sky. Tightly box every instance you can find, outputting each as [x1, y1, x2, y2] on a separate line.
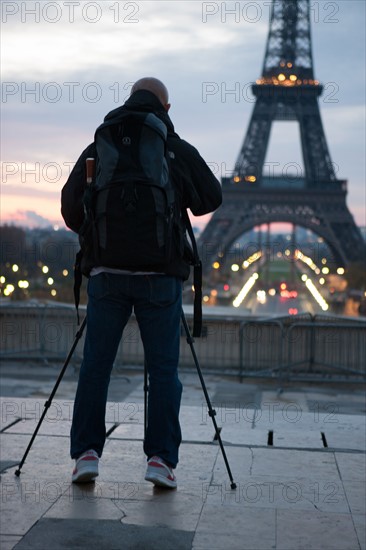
[1, 0, 365, 232]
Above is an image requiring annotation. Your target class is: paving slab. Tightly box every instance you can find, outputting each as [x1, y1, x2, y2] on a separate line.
[66, 479, 207, 504]
[0, 389, 365, 550]
[0, 535, 22, 550]
[0, 474, 57, 536]
[205, 474, 350, 514]
[324, 426, 366, 452]
[260, 390, 309, 413]
[44, 495, 124, 520]
[14, 519, 195, 550]
[4, 418, 115, 437]
[114, 496, 203, 532]
[271, 429, 324, 449]
[180, 405, 217, 442]
[276, 508, 360, 550]
[220, 425, 269, 446]
[193, 505, 276, 550]
[105, 399, 144, 424]
[0, 433, 70, 471]
[335, 452, 366, 482]
[108, 422, 144, 441]
[353, 514, 366, 550]
[253, 409, 342, 432]
[342, 481, 366, 516]
[212, 445, 344, 484]
[0, 397, 75, 424]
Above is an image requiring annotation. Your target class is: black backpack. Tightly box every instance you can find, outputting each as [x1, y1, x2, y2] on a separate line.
[84, 111, 175, 269]
[74, 110, 202, 335]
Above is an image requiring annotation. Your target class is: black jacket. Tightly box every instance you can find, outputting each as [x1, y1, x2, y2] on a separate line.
[61, 90, 222, 279]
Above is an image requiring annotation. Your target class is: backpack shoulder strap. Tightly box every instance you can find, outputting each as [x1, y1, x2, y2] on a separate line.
[183, 210, 202, 338]
[73, 249, 83, 325]
[73, 158, 96, 324]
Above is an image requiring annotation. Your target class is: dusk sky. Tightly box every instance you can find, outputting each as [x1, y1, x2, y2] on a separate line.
[1, 1, 365, 231]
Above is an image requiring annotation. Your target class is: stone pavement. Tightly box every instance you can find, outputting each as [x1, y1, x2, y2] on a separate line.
[0, 367, 365, 550]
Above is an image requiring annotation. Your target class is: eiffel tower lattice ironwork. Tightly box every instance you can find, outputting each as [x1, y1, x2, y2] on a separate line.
[199, 0, 365, 275]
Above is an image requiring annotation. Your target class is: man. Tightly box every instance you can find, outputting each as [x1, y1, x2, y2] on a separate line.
[61, 77, 222, 488]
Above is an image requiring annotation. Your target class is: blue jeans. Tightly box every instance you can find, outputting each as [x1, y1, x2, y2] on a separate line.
[70, 273, 183, 468]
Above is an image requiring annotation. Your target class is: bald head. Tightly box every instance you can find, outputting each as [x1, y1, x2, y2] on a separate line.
[131, 77, 170, 111]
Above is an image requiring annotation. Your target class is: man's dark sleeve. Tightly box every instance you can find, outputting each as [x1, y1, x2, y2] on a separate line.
[61, 143, 95, 233]
[171, 139, 222, 216]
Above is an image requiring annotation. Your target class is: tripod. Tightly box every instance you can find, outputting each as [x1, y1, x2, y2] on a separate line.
[15, 312, 237, 489]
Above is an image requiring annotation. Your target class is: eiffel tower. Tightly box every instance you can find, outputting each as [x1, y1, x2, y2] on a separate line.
[199, 0, 365, 276]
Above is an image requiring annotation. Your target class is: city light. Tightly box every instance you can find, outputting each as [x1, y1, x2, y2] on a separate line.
[47, 277, 54, 285]
[231, 264, 240, 272]
[212, 262, 220, 270]
[62, 269, 69, 276]
[233, 273, 259, 308]
[42, 266, 49, 274]
[12, 264, 19, 272]
[256, 70, 319, 88]
[3, 284, 15, 296]
[304, 278, 329, 311]
[242, 251, 262, 269]
[337, 267, 345, 275]
[295, 249, 320, 274]
[18, 280, 29, 289]
[281, 289, 298, 299]
[0, 276, 5, 284]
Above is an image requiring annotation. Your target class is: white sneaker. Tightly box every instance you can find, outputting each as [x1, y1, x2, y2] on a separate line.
[145, 456, 177, 489]
[72, 449, 99, 483]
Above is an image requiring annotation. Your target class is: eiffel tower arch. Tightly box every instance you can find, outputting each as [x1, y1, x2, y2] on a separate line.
[199, 0, 365, 276]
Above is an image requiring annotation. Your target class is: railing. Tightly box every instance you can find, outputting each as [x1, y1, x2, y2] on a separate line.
[1, 303, 81, 360]
[1, 303, 365, 382]
[238, 313, 365, 382]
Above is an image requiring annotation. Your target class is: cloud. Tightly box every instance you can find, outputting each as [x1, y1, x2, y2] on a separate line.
[1, 1, 267, 80]
[1, 183, 61, 199]
[4, 210, 54, 229]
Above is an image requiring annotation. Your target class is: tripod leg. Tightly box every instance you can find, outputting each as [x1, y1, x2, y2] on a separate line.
[14, 317, 87, 476]
[181, 311, 237, 490]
